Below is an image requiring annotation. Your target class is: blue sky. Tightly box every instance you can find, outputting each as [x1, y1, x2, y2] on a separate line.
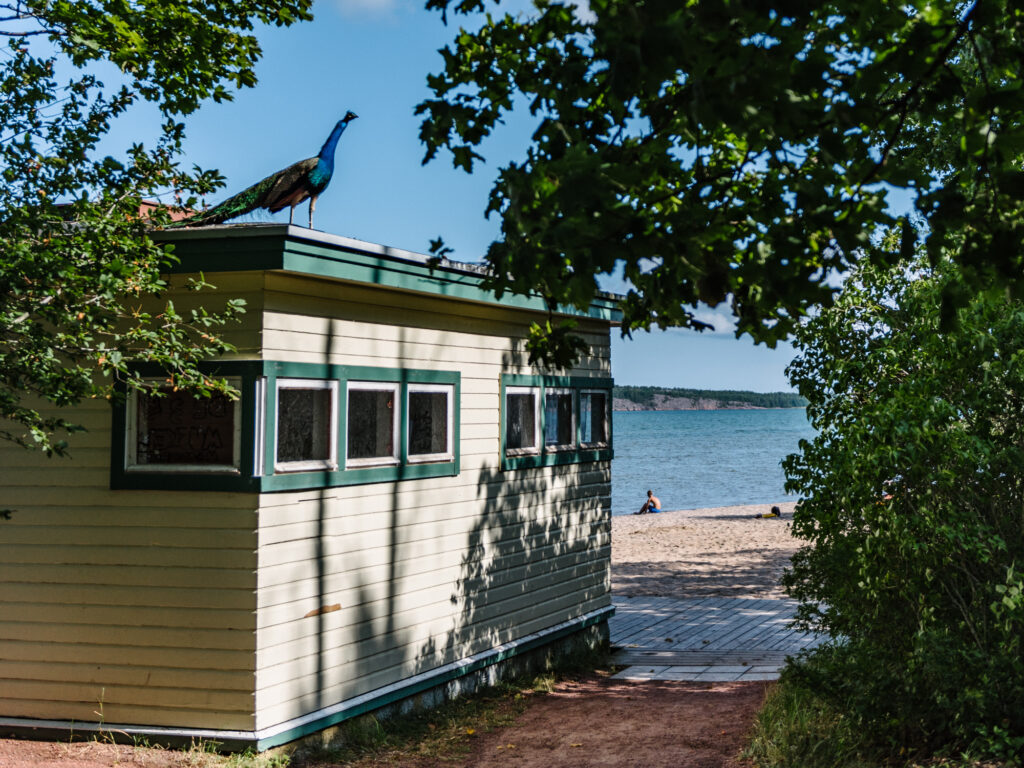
[112, 0, 799, 392]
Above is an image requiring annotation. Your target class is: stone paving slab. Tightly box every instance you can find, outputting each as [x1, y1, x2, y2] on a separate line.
[613, 650, 791, 666]
[609, 595, 821, 682]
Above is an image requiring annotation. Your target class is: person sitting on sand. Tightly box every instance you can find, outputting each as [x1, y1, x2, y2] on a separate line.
[754, 505, 782, 519]
[635, 490, 662, 514]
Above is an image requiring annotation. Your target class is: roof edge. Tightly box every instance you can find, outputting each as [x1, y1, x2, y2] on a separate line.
[155, 223, 625, 320]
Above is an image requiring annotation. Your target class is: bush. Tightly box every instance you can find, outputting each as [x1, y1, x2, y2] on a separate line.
[749, 653, 1020, 768]
[780, 255, 1024, 764]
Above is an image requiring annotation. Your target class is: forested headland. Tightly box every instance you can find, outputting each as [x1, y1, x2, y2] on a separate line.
[613, 386, 807, 411]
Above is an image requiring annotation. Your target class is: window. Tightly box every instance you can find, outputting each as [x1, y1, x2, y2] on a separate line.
[127, 383, 241, 473]
[505, 386, 540, 454]
[580, 390, 608, 446]
[500, 375, 613, 470]
[407, 384, 454, 463]
[346, 382, 400, 467]
[113, 362, 460, 492]
[275, 379, 338, 472]
[544, 389, 575, 450]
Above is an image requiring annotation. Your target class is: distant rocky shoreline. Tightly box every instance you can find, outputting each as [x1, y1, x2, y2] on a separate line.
[612, 386, 807, 411]
[613, 396, 767, 411]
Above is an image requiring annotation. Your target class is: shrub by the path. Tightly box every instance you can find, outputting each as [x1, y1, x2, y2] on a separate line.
[773, 254, 1024, 765]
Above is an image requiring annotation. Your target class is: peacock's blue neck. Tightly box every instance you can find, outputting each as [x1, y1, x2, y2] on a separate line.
[317, 119, 350, 173]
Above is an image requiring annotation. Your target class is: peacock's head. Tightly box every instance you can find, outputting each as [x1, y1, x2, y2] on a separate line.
[342, 111, 358, 122]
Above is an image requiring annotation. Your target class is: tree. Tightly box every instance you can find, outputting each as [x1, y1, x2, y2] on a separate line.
[0, 0, 311, 454]
[418, 0, 1024, 364]
[781, 253, 1024, 759]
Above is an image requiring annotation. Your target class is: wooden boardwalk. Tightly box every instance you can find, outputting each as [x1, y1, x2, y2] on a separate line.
[609, 596, 821, 681]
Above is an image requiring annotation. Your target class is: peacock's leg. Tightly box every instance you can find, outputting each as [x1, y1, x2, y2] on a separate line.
[309, 195, 317, 229]
[288, 206, 294, 225]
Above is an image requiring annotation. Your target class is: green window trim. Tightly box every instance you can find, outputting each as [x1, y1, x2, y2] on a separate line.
[260, 363, 461, 493]
[110, 361, 460, 493]
[499, 374, 613, 471]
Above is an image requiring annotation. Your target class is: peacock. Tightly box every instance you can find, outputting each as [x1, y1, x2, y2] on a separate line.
[176, 111, 358, 229]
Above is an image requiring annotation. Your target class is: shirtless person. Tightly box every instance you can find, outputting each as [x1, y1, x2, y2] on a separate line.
[635, 489, 662, 514]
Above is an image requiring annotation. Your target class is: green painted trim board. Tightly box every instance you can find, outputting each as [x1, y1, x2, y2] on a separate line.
[158, 226, 622, 321]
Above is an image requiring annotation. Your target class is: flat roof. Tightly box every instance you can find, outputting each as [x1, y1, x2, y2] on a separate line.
[157, 223, 623, 323]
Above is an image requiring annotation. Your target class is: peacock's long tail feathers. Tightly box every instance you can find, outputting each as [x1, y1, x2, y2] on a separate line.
[171, 170, 285, 227]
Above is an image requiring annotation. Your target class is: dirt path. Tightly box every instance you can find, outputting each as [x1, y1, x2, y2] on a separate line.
[1, 676, 766, 768]
[448, 676, 766, 768]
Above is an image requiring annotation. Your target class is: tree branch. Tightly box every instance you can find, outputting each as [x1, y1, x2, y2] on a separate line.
[857, 5, 978, 192]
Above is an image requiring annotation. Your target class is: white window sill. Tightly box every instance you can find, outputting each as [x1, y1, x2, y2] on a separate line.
[346, 457, 401, 469]
[408, 453, 454, 464]
[504, 447, 540, 457]
[274, 460, 338, 473]
[126, 464, 241, 474]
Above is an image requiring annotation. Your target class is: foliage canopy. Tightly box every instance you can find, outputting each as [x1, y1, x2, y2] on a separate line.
[419, 0, 1024, 365]
[0, 0, 311, 454]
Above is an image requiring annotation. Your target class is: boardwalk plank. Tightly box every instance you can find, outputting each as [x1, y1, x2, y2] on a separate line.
[610, 595, 821, 678]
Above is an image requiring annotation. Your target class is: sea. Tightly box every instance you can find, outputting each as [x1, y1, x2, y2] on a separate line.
[611, 408, 816, 516]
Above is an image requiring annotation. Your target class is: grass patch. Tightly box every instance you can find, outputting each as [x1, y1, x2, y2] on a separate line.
[744, 674, 875, 768]
[295, 673, 562, 766]
[56, 644, 607, 767]
[173, 740, 293, 768]
[745, 672, 1017, 768]
[291, 643, 611, 767]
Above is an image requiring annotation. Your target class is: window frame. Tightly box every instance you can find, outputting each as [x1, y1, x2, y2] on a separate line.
[111, 361, 459, 493]
[500, 374, 613, 471]
[503, 385, 542, 456]
[543, 387, 577, 452]
[406, 382, 455, 464]
[579, 388, 610, 448]
[124, 377, 244, 475]
[253, 377, 267, 477]
[345, 380, 402, 469]
[273, 378, 340, 474]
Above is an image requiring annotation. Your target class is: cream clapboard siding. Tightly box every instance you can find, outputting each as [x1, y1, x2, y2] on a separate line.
[0, 261, 614, 736]
[160, 271, 267, 358]
[253, 275, 612, 730]
[0, 271, 266, 730]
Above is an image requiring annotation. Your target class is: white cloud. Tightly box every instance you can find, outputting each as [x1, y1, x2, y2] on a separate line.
[687, 306, 738, 335]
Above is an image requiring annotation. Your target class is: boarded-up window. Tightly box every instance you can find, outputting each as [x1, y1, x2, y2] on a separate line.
[408, 385, 452, 461]
[275, 380, 338, 472]
[544, 390, 575, 448]
[347, 384, 399, 464]
[135, 389, 236, 467]
[505, 388, 539, 453]
[580, 391, 608, 445]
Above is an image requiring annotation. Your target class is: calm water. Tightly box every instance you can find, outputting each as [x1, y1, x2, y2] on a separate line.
[611, 409, 816, 516]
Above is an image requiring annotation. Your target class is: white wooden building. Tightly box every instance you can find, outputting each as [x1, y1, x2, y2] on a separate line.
[0, 224, 617, 750]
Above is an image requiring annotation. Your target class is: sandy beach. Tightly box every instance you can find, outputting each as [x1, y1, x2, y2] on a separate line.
[612, 502, 800, 600]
